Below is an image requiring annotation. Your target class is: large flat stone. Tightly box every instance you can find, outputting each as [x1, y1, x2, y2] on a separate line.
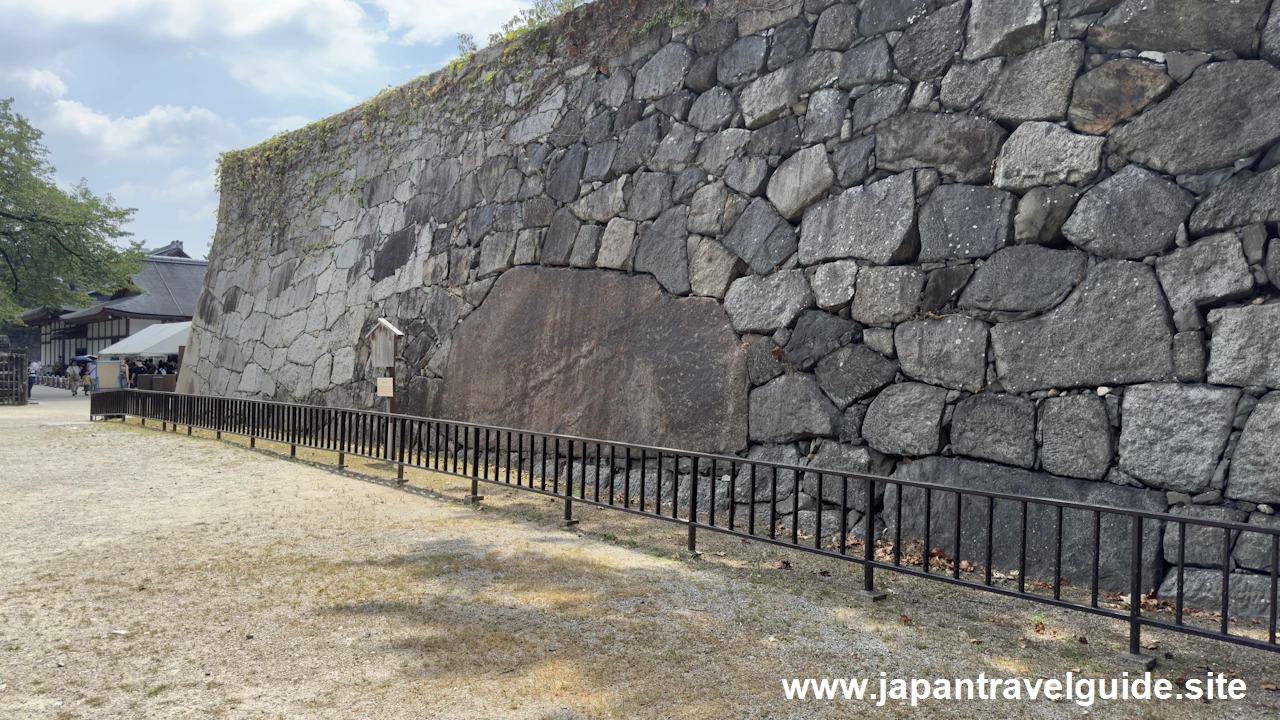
[749, 373, 840, 443]
[893, 0, 967, 82]
[1119, 383, 1240, 494]
[633, 206, 691, 294]
[1061, 165, 1196, 259]
[1067, 59, 1172, 135]
[951, 394, 1037, 469]
[1039, 394, 1114, 481]
[894, 316, 989, 392]
[782, 310, 859, 371]
[959, 245, 1088, 316]
[766, 144, 835, 221]
[917, 184, 1014, 262]
[863, 382, 947, 456]
[994, 122, 1104, 192]
[1206, 304, 1280, 389]
[876, 113, 1007, 184]
[1155, 232, 1253, 313]
[989, 261, 1174, 393]
[885, 457, 1166, 591]
[798, 172, 917, 265]
[850, 266, 925, 325]
[634, 43, 695, 100]
[434, 267, 747, 453]
[1088, 0, 1270, 55]
[1110, 61, 1280, 176]
[1189, 166, 1280, 236]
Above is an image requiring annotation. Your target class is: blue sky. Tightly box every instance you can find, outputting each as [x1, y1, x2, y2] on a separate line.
[1, 0, 533, 260]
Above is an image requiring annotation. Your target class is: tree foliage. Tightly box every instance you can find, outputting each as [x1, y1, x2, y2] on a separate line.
[0, 98, 143, 323]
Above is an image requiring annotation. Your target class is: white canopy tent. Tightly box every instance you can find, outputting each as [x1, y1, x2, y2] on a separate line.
[96, 322, 191, 359]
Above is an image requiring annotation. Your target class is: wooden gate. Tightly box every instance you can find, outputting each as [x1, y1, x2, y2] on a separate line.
[0, 353, 28, 405]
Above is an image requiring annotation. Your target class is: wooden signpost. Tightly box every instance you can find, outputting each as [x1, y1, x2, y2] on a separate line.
[364, 318, 405, 481]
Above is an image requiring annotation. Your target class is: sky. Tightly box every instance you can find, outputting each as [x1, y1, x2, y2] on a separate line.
[1, 0, 534, 260]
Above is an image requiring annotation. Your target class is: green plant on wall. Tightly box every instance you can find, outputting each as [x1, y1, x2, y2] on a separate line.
[489, 0, 587, 45]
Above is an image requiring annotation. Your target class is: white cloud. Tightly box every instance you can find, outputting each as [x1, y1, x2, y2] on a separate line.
[11, 68, 69, 99]
[50, 100, 236, 160]
[373, 0, 528, 45]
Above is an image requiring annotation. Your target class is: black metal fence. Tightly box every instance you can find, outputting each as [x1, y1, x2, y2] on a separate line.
[89, 389, 1280, 657]
[0, 353, 27, 405]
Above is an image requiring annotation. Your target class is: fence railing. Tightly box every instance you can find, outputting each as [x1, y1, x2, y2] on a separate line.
[89, 389, 1280, 658]
[0, 353, 27, 405]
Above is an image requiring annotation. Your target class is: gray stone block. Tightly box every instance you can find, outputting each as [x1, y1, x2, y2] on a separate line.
[596, 218, 636, 271]
[739, 66, 798, 129]
[863, 382, 948, 456]
[832, 136, 876, 187]
[634, 42, 694, 101]
[734, 443, 803, 504]
[569, 225, 601, 268]
[895, 316, 990, 392]
[1270, 239, 1280, 292]
[887, 457, 1166, 591]
[840, 37, 894, 88]
[917, 184, 1014, 262]
[959, 245, 1088, 316]
[1062, 165, 1196, 260]
[1119, 383, 1240, 494]
[920, 265, 974, 313]
[893, 0, 967, 82]
[611, 115, 662, 175]
[798, 171, 918, 265]
[477, 231, 517, 278]
[802, 88, 847, 145]
[1088, 0, 1270, 56]
[546, 144, 587, 203]
[940, 58, 1003, 110]
[633, 206, 690, 294]
[815, 344, 898, 409]
[543, 208, 581, 265]
[689, 238, 746, 299]
[1226, 393, 1280, 505]
[850, 265, 925, 325]
[1172, 331, 1206, 383]
[782, 310, 859, 371]
[582, 140, 618, 182]
[570, 177, 627, 222]
[952, 394, 1037, 469]
[1013, 185, 1079, 245]
[748, 116, 802, 157]
[696, 128, 752, 175]
[965, 0, 1044, 60]
[876, 112, 1007, 184]
[994, 122, 1104, 192]
[767, 19, 810, 71]
[746, 335, 784, 387]
[623, 172, 673, 222]
[721, 197, 798, 274]
[808, 259, 859, 312]
[1157, 568, 1274, 622]
[1189, 165, 1280, 236]
[1111, 61, 1280, 176]
[688, 86, 736, 132]
[1068, 59, 1172, 135]
[840, 404, 869, 445]
[649, 122, 699, 173]
[1162, 505, 1249, 571]
[749, 373, 840, 443]
[989, 261, 1174, 393]
[724, 270, 815, 333]
[766, 144, 835, 221]
[804, 442, 892, 511]
[1040, 394, 1114, 481]
[850, 83, 911, 133]
[1155, 232, 1253, 313]
[812, 3, 860, 51]
[982, 40, 1084, 123]
[1233, 512, 1280, 572]
[1206, 304, 1280, 389]
[860, 0, 931, 35]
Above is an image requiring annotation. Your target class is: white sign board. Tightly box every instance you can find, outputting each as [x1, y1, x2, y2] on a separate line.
[376, 377, 395, 397]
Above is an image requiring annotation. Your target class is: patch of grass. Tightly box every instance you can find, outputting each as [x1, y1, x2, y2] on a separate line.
[146, 684, 171, 697]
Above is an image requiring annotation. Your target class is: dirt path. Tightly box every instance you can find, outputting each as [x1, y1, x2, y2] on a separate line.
[2, 386, 1278, 719]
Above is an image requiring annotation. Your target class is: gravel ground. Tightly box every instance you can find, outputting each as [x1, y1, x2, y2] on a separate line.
[2, 386, 1279, 719]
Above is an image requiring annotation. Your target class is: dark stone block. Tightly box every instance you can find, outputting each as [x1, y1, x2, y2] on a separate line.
[435, 267, 747, 453]
[372, 226, 415, 282]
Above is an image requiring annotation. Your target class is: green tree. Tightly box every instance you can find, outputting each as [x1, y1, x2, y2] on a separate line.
[0, 97, 143, 323]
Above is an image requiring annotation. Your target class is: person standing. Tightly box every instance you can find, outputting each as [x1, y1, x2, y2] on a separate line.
[66, 361, 81, 396]
[27, 359, 39, 396]
[119, 357, 128, 389]
[87, 360, 99, 393]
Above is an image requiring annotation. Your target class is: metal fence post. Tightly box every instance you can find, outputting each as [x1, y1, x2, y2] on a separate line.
[1119, 515, 1155, 669]
[860, 478, 886, 601]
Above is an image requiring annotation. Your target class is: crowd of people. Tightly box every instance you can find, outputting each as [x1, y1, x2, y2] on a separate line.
[25, 356, 180, 396]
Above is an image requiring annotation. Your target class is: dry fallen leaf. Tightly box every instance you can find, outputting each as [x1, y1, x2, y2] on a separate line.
[899, 614, 913, 626]
[1143, 640, 1160, 650]
[1260, 683, 1279, 691]
[1033, 621, 1046, 634]
[969, 638, 983, 645]
[774, 560, 791, 570]
[713, 551, 726, 557]
[813, 568, 830, 577]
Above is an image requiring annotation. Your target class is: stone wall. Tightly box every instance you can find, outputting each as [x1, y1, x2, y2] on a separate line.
[184, 0, 1280, 603]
